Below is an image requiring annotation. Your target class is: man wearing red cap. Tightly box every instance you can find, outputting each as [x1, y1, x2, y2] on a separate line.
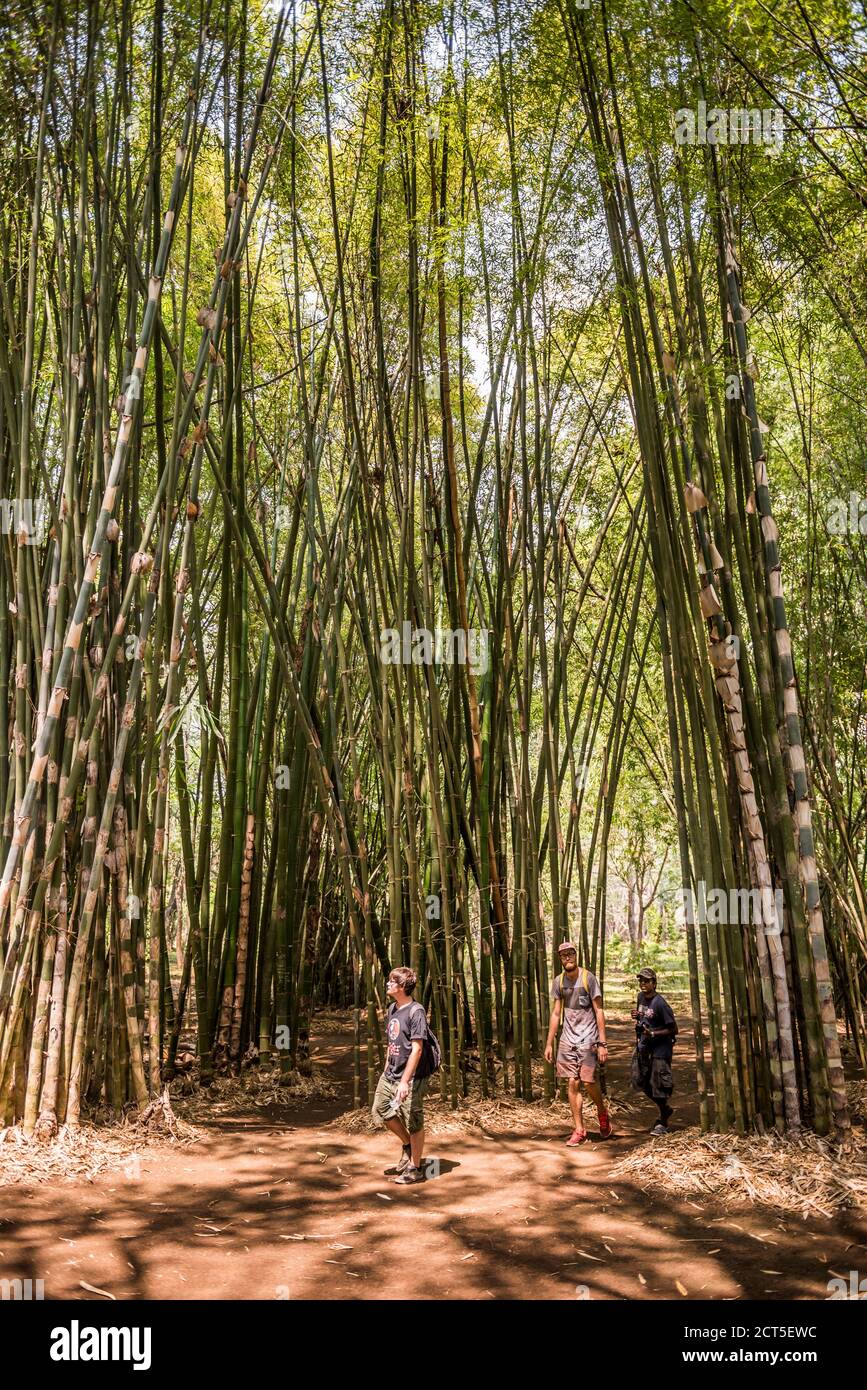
[544, 942, 612, 1145]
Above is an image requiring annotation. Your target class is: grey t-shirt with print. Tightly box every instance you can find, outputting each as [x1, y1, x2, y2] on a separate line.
[384, 1001, 428, 1080]
[552, 968, 602, 1050]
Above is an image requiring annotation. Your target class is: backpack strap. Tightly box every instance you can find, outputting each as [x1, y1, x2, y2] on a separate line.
[558, 969, 591, 1034]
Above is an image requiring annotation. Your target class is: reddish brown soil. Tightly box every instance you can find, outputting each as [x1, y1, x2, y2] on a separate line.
[2, 1018, 864, 1301]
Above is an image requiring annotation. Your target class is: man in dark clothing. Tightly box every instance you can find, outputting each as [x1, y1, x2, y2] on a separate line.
[371, 966, 430, 1184]
[630, 967, 678, 1134]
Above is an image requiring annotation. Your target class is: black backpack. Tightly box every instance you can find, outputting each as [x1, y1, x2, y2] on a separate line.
[409, 1002, 442, 1079]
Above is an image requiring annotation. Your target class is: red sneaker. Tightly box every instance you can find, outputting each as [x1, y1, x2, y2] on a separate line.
[598, 1111, 612, 1140]
[566, 1128, 588, 1146]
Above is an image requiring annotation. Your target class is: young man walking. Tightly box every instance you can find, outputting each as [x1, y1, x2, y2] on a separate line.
[371, 966, 430, 1184]
[544, 941, 612, 1145]
[630, 966, 677, 1134]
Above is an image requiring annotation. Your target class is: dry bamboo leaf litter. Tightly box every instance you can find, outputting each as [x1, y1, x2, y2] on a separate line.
[79, 1281, 116, 1300]
[1, 1068, 339, 1187]
[331, 1083, 638, 1138]
[611, 1123, 867, 1217]
[171, 1068, 338, 1120]
[0, 1099, 204, 1187]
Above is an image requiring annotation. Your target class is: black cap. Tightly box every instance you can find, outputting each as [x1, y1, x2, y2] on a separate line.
[637, 967, 657, 981]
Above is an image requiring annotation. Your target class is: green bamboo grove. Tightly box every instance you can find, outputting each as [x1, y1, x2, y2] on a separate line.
[0, 0, 864, 1137]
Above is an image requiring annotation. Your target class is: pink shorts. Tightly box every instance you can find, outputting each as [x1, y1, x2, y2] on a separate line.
[556, 1042, 597, 1082]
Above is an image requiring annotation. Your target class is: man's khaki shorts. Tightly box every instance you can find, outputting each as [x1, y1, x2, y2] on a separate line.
[372, 1073, 429, 1133]
[556, 1041, 598, 1082]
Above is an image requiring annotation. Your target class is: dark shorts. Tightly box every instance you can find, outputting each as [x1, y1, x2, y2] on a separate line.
[372, 1073, 429, 1133]
[630, 1047, 673, 1100]
[556, 1041, 598, 1082]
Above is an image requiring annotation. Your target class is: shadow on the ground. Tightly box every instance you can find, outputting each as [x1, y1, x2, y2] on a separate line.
[1, 1018, 864, 1302]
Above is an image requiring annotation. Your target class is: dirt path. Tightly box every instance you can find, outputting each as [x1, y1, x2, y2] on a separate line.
[2, 1019, 864, 1301]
